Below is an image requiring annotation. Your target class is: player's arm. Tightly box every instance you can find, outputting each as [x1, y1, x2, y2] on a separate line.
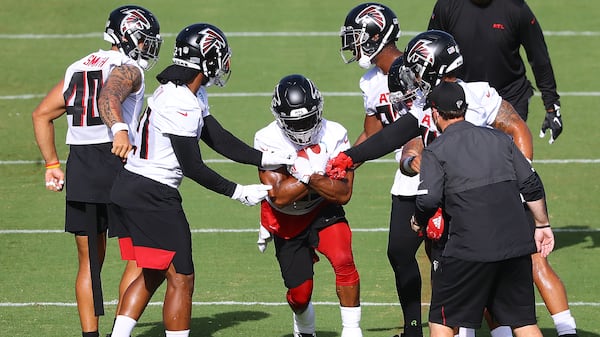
[309, 170, 354, 205]
[399, 136, 424, 176]
[345, 113, 421, 163]
[32, 80, 67, 191]
[200, 115, 262, 166]
[98, 64, 143, 160]
[258, 167, 309, 208]
[491, 100, 533, 160]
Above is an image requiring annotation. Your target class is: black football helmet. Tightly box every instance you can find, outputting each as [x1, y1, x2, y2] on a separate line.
[387, 56, 426, 112]
[403, 30, 463, 94]
[271, 74, 324, 146]
[340, 3, 400, 69]
[104, 5, 162, 70]
[172, 23, 232, 87]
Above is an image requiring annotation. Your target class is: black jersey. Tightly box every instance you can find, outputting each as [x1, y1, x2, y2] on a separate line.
[428, 0, 560, 110]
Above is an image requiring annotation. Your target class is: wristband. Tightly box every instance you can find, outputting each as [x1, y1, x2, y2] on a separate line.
[401, 156, 417, 176]
[111, 122, 129, 135]
[45, 161, 60, 169]
[535, 225, 551, 229]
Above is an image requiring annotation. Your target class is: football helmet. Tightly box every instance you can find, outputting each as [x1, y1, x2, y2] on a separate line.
[104, 5, 162, 70]
[387, 56, 426, 111]
[403, 30, 463, 94]
[340, 3, 401, 69]
[172, 23, 232, 87]
[271, 74, 324, 146]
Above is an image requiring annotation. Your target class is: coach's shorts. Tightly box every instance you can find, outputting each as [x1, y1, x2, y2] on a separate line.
[65, 200, 109, 236]
[429, 255, 536, 329]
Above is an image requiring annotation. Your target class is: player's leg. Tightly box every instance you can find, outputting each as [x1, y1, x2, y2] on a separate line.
[273, 233, 316, 337]
[163, 264, 194, 335]
[317, 222, 361, 337]
[75, 233, 107, 335]
[388, 195, 424, 337]
[111, 268, 166, 337]
[531, 252, 577, 336]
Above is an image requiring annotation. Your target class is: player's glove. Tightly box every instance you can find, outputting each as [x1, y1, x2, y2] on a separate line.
[288, 155, 313, 184]
[425, 208, 445, 240]
[256, 222, 273, 253]
[326, 152, 354, 180]
[539, 104, 563, 144]
[231, 184, 272, 206]
[261, 150, 296, 167]
[302, 143, 329, 174]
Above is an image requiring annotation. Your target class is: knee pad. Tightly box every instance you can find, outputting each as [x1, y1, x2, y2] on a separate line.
[287, 279, 313, 313]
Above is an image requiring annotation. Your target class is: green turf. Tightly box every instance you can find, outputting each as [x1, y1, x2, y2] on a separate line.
[0, 0, 599, 336]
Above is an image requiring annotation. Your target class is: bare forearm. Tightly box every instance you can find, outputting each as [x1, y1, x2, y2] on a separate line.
[99, 65, 141, 127]
[308, 173, 352, 204]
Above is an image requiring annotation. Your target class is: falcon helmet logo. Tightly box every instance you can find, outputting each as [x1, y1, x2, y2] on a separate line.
[406, 39, 435, 67]
[355, 4, 386, 30]
[119, 9, 151, 35]
[200, 28, 227, 57]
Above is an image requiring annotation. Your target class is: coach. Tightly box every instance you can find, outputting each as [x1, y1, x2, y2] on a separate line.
[413, 82, 555, 337]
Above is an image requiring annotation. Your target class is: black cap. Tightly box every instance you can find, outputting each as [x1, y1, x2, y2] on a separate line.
[428, 81, 467, 113]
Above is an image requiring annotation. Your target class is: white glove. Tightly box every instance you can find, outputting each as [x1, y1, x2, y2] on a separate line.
[303, 143, 329, 174]
[288, 155, 313, 184]
[231, 184, 272, 206]
[261, 150, 296, 167]
[257, 222, 273, 253]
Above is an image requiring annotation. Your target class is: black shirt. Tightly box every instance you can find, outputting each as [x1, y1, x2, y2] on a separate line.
[428, 0, 560, 110]
[416, 121, 539, 262]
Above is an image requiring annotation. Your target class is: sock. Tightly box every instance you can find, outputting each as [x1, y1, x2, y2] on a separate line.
[459, 327, 476, 337]
[82, 332, 99, 337]
[293, 302, 316, 334]
[111, 315, 137, 337]
[340, 306, 362, 337]
[552, 310, 577, 335]
[490, 326, 513, 337]
[166, 329, 190, 337]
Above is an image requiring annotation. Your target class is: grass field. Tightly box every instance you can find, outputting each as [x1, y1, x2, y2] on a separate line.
[0, 0, 599, 336]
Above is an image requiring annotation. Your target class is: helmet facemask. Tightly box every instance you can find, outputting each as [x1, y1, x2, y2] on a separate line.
[389, 65, 426, 111]
[277, 107, 323, 146]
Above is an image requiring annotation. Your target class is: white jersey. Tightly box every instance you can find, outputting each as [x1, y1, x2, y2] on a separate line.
[403, 80, 503, 195]
[410, 80, 502, 133]
[254, 118, 350, 215]
[360, 66, 419, 196]
[63, 49, 145, 145]
[125, 82, 210, 188]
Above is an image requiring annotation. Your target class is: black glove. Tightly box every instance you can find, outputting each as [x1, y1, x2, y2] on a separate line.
[539, 104, 563, 144]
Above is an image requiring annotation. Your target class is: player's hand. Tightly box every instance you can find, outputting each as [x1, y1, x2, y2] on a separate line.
[288, 155, 313, 184]
[534, 226, 555, 258]
[44, 167, 65, 192]
[112, 131, 133, 161]
[257, 222, 273, 253]
[261, 150, 296, 167]
[539, 104, 563, 144]
[326, 152, 354, 180]
[302, 143, 329, 174]
[426, 208, 445, 240]
[232, 184, 272, 206]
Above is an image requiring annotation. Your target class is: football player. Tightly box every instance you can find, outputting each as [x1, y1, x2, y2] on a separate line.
[329, 29, 576, 337]
[31, 6, 161, 337]
[254, 74, 362, 337]
[108, 23, 293, 337]
[340, 3, 424, 337]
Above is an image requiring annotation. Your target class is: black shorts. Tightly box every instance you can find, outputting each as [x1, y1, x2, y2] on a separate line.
[429, 255, 536, 328]
[65, 143, 123, 203]
[111, 169, 192, 274]
[273, 204, 347, 289]
[65, 200, 110, 236]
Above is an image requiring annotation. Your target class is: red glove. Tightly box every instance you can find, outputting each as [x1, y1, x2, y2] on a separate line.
[325, 152, 354, 180]
[426, 208, 444, 240]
